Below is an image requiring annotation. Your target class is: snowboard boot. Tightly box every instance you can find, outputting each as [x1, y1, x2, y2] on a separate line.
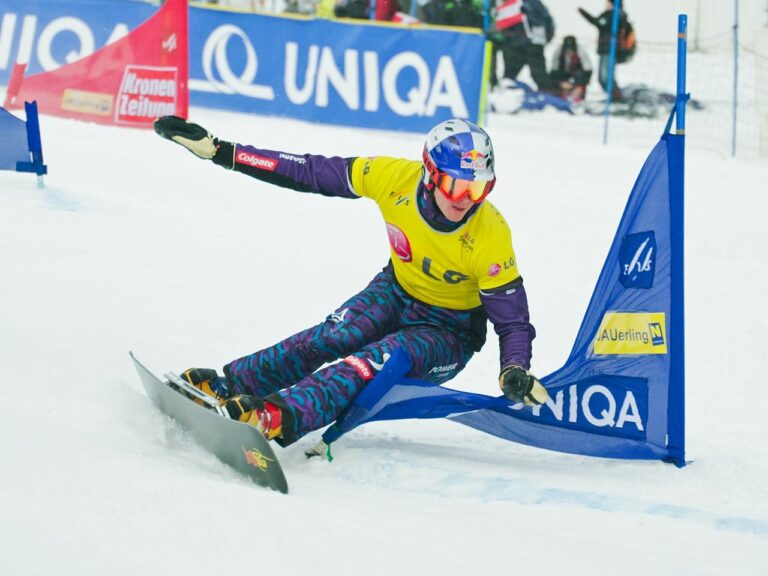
[223, 395, 283, 440]
[179, 368, 233, 404]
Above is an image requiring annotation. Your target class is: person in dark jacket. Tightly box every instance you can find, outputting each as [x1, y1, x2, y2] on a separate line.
[550, 35, 593, 102]
[578, 1, 630, 100]
[491, 0, 555, 92]
[335, 0, 400, 20]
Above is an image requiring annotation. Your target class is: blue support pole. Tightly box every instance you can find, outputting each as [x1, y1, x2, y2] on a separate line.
[370, 0, 377, 20]
[15, 100, 47, 186]
[483, 0, 491, 31]
[602, 0, 621, 145]
[666, 14, 688, 467]
[732, 0, 739, 156]
[676, 16, 688, 134]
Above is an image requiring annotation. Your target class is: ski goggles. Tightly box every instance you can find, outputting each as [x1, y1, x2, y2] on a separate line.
[423, 148, 495, 204]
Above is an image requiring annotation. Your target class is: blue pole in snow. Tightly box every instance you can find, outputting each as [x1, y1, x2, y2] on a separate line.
[602, 0, 621, 145]
[732, 0, 739, 156]
[14, 101, 47, 186]
[676, 16, 688, 134]
[667, 14, 688, 467]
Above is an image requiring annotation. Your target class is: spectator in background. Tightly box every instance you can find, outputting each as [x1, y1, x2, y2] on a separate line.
[549, 35, 592, 103]
[335, 0, 401, 20]
[374, 0, 401, 20]
[491, 0, 555, 93]
[334, 0, 369, 18]
[284, 0, 319, 14]
[578, 1, 630, 101]
[315, 0, 337, 17]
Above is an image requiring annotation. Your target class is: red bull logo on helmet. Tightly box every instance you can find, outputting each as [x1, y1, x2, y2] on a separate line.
[460, 150, 487, 171]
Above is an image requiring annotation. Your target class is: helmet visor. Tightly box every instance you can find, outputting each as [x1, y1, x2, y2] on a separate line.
[435, 172, 494, 204]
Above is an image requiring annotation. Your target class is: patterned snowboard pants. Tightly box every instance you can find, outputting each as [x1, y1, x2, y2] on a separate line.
[224, 265, 487, 446]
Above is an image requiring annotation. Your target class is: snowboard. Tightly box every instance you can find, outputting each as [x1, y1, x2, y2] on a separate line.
[130, 352, 288, 493]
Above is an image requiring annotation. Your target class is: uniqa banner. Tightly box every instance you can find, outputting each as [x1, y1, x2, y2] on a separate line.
[0, 0, 154, 81]
[0, 0, 489, 132]
[187, 8, 488, 132]
[323, 133, 686, 467]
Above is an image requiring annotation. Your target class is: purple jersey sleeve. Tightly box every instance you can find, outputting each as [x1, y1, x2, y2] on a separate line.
[224, 143, 359, 199]
[479, 279, 536, 371]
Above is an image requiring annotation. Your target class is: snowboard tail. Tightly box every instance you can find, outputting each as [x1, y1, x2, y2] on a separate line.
[130, 352, 288, 493]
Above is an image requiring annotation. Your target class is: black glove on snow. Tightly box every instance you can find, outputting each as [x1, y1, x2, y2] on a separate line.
[154, 115, 234, 167]
[499, 366, 549, 406]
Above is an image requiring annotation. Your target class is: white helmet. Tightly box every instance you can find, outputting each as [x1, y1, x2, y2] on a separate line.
[422, 119, 496, 203]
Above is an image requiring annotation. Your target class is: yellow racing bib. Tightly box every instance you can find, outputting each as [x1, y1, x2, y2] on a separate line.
[350, 156, 520, 310]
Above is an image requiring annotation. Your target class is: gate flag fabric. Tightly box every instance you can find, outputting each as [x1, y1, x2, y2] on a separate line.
[323, 133, 686, 467]
[0, 101, 46, 176]
[3, 0, 188, 128]
[0, 104, 30, 171]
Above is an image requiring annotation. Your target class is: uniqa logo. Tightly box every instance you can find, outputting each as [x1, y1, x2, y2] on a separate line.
[200, 24, 469, 117]
[512, 379, 648, 439]
[0, 13, 130, 72]
[201, 24, 275, 99]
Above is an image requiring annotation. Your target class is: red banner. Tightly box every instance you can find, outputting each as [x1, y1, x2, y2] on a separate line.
[3, 0, 188, 128]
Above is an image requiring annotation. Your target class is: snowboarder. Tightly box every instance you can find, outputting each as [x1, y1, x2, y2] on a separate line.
[153, 116, 548, 447]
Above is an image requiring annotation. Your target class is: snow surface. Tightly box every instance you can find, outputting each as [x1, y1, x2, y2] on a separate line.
[1, 106, 767, 575]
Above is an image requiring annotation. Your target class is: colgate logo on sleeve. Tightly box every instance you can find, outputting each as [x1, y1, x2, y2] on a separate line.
[236, 150, 278, 171]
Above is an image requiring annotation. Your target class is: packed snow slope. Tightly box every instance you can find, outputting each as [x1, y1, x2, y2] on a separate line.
[1, 108, 767, 575]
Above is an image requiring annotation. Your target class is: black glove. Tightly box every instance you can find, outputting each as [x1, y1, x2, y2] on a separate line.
[154, 115, 234, 167]
[499, 365, 549, 406]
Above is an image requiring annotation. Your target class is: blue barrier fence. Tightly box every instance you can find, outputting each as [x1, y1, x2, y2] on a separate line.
[0, 0, 488, 132]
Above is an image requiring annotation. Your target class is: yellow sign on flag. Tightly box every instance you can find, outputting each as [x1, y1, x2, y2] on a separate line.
[593, 312, 668, 355]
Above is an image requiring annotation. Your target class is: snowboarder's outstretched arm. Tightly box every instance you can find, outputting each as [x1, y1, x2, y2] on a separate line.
[154, 116, 358, 199]
[577, 7, 597, 26]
